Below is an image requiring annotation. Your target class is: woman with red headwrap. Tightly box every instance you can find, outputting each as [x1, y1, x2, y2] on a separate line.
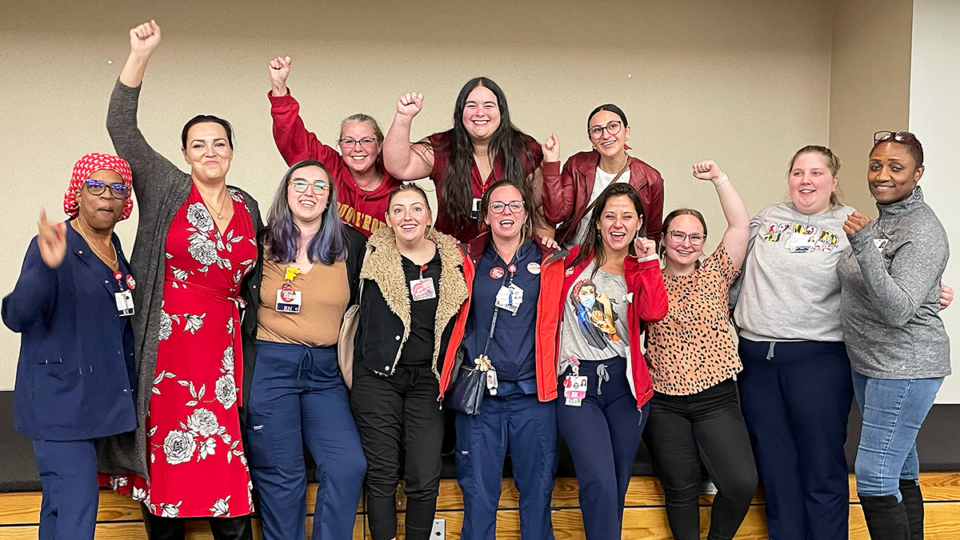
[2, 153, 138, 540]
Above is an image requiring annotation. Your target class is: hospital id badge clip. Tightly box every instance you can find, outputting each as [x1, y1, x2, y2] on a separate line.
[563, 375, 587, 407]
[276, 283, 302, 313]
[410, 277, 437, 301]
[115, 290, 135, 317]
[495, 284, 523, 315]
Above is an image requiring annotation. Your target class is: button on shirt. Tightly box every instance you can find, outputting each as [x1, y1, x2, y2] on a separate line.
[464, 240, 541, 395]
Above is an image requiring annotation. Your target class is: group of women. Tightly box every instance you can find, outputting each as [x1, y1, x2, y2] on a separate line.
[3, 19, 953, 540]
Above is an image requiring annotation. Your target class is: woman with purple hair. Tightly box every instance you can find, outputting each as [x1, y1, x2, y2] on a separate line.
[240, 159, 368, 540]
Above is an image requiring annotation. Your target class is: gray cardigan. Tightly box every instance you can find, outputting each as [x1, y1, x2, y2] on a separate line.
[838, 186, 950, 379]
[98, 81, 263, 479]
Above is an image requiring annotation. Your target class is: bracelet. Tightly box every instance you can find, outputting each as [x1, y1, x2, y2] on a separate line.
[711, 173, 729, 187]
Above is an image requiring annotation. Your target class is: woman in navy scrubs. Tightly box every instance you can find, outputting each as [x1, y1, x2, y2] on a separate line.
[443, 179, 565, 540]
[2, 153, 138, 540]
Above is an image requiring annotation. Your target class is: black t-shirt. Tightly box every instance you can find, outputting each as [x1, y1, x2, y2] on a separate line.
[398, 250, 442, 366]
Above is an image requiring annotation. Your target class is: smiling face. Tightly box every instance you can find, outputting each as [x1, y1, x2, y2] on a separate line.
[596, 195, 642, 254]
[788, 151, 837, 215]
[663, 214, 706, 270]
[76, 169, 128, 232]
[182, 122, 233, 183]
[338, 120, 381, 176]
[461, 84, 502, 142]
[386, 190, 432, 244]
[868, 142, 923, 204]
[484, 184, 526, 245]
[286, 165, 330, 228]
[588, 110, 630, 159]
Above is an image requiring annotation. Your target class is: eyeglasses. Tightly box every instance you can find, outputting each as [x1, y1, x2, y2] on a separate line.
[488, 201, 524, 214]
[588, 121, 623, 140]
[874, 131, 918, 146]
[289, 179, 329, 193]
[84, 179, 130, 199]
[668, 230, 705, 246]
[338, 137, 378, 149]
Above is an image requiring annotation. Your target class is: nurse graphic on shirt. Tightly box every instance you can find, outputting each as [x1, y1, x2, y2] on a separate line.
[570, 279, 621, 349]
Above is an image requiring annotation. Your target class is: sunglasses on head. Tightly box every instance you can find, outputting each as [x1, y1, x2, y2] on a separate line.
[873, 130, 918, 146]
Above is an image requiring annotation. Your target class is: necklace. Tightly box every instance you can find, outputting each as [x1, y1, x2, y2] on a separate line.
[200, 189, 229, 220]
[358, 174, 384, 192]
[76, 218, 118, 267]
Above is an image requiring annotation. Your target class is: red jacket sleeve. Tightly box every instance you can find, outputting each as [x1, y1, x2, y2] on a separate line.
[644, 170, 665, 245]
[623, 256, 668, 322]
[542, 158, 577, 225]
[269, 90, 344, 168]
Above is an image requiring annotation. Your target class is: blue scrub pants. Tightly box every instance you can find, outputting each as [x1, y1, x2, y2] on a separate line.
[245, 341, 366, 540]
[455, 392, 557, 540]
[32, 438, 99, 540]
[556, 357, 648, 540]
[737, 338, 853, 540]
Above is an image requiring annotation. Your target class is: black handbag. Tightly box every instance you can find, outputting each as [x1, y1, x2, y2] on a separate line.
[443, 349, 486, 415]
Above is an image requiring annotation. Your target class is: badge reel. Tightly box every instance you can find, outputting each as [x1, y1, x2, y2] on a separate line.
[563, 357, 587, 407]
[276, 267, 302, 313]
[494, 264, 524, 315]
[410, 263, 437, 301]
[113, 271, 135, 317]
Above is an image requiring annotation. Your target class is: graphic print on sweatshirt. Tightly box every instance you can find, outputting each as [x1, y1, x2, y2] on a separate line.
[764, 221, 839, 253]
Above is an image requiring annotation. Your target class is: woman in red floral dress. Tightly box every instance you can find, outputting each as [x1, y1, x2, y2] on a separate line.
[100, 21, 261, 540]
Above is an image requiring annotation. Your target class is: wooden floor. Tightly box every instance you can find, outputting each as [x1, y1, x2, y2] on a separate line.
[2, 473, 959, 539]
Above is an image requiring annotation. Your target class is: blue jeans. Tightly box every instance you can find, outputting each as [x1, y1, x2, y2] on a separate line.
[851, 369, 942, 499]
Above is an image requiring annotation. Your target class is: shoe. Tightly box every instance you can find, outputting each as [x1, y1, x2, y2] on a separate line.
[899, 479, 924, 540]
[859, 494, 909, 540]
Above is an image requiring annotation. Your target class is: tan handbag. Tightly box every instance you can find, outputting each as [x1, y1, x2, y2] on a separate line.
[338, 247, 370, 389]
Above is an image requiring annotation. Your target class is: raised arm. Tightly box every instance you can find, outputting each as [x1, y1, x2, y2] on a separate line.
[2, 222, 61, 333]
[382, 92, 434, 180]
[107, 21, 182, 209]
[268, 56, 342, 167]
[692, 160, 750, 271]
[625, 237, 669, 322]
[539, 133, 576, 226]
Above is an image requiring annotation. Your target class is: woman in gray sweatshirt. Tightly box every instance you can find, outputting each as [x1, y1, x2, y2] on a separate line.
[838, 131, 949, 540]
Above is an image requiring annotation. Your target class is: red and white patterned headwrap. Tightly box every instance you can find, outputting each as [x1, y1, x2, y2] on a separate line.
[63, 153, 134, 221]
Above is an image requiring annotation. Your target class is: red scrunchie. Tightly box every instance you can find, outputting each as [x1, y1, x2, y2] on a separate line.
[63, 153, 134, 221]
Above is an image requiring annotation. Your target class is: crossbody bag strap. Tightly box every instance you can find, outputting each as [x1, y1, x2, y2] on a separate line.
[582, 155, 631, 218]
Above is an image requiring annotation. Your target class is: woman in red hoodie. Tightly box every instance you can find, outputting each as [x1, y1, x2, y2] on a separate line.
[556, 182, 668, 540]
[268, 56, 402, 236]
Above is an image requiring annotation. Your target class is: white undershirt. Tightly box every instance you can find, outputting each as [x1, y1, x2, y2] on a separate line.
[565, 167, 632, 248]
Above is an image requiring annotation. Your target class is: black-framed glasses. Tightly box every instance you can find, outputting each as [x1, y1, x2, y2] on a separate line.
[288, 179, 329, 193]
[488, 201, 524, 214]
[338, 137, 378, 149]
[84, 179, 130, 199]
[667, 230, 705, 246]
[588, 121, 623, 140]
[874, 130, 918, 146]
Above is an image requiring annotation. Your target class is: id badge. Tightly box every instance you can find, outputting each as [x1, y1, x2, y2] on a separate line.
[787, 225, 818, 253]
[471, 197, 483, 220]
[276, 286, 302, 313]
[410, 277, 437, 301]
[115, 290, 135, 317]
[495, 284, 523, 314]
[563, 375, 587, 406]
[486, 369, 498, 395]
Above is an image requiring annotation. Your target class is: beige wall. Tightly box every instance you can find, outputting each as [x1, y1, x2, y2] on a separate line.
[829, 0, 914, 216]
[0, 0, 834, 389]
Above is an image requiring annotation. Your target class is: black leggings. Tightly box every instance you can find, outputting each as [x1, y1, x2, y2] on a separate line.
[141, 504, 252, 540]
[350, 364, 444, 540]
[643, 379, 758, 540]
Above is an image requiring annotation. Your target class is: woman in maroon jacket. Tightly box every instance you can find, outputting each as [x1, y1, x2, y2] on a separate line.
[268, 56, 403, 236]
[557, 182, 668, 540]
[542, 104, 665, 248]
[382, 78, 549, 242]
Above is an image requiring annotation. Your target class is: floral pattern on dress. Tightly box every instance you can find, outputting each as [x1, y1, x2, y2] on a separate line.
[111, 185, 256, 518]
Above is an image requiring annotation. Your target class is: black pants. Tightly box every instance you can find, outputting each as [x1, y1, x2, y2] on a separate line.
[141, 504, 252, 540]
[350, 364, 444, 540]
[643, 379, 758, 540]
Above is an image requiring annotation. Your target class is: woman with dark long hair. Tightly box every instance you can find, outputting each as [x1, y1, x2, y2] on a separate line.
[542, 104, 665, 248]
[557, 182, 668, 540]
[382, 78, 548, 242]
[241, 159, 367, 540]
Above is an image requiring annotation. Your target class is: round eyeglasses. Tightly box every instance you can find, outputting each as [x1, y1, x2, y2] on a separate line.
[588, 121, 623, 140]
[289, 179, 329, 193]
